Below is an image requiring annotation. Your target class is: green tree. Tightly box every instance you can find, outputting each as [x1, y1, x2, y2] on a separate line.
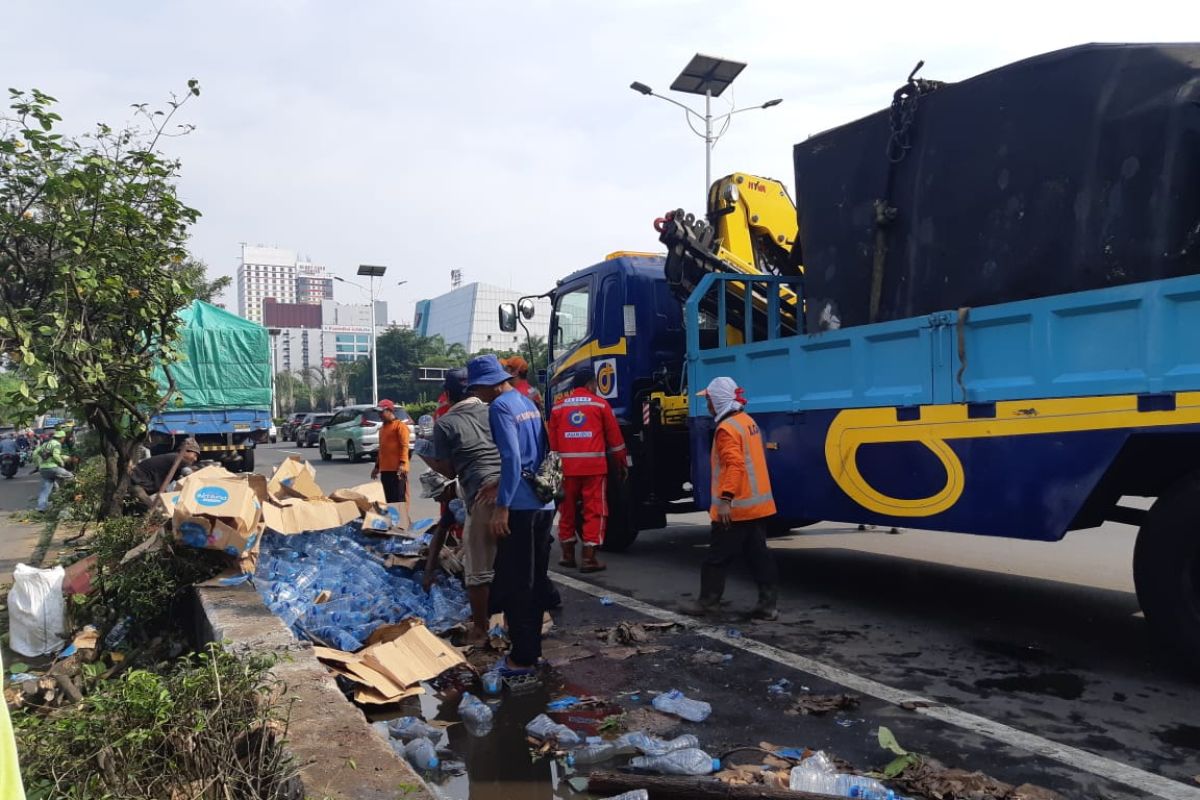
[366, 329, 467, 403]
[472, 333, 549, 386]
[0, 85, 201, 516]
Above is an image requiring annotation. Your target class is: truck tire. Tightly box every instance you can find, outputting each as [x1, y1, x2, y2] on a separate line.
[319, 439, 332, 462]
[239, 448, 255, 474]
[1133, 471, 1200, 665]
[602, 478, 640, 553]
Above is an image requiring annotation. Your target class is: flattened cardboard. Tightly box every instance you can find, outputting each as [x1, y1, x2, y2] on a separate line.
[360, 619, 467, 687]
[267, 455, 323, 500]
[312, 645, 420, 702]
[354, 684, 424, 705]
[262, 497, 360, 535]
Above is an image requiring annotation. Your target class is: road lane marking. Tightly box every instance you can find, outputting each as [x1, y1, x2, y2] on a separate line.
[280, 450, 303, 455]
[551, 571, 1200, 800]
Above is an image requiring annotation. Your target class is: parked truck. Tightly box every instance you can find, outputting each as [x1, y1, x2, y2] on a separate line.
[503, 43, 1200, 660]
[148, 300, 272, 472]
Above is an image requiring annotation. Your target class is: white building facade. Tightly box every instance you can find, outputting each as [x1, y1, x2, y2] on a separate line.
[413, 282, 549, 354]
[266, 300, 388, 375]
[237, 246, 332, 323]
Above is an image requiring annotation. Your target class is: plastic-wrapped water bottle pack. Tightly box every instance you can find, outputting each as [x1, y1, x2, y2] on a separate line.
[253, 522, 470, 649]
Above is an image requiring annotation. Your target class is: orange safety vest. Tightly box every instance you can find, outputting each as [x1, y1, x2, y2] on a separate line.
[709, 411, 776, 522]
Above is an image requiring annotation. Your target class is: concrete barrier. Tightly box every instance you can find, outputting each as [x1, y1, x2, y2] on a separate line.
[195, 583, 435, 800]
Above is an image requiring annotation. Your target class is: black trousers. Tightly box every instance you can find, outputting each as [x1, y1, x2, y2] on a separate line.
[492, 509, 554, 666]
[700, 517, 779, 601]
[379, 471, 407, 504]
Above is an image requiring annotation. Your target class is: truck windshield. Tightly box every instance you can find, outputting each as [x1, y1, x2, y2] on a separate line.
[552, 284, 590, 358]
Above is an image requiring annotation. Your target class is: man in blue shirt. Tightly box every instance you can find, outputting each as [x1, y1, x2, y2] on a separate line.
[467, 354, 553, 675]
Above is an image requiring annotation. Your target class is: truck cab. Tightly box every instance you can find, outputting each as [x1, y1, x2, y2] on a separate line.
[502, 252, 692, 548]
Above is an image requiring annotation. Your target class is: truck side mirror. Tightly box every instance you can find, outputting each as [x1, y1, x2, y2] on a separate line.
[499, 303, 517, 332]
[518, 298, 536, 320]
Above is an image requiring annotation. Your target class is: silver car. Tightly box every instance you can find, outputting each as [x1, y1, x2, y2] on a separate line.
[319, 404, 414, 462]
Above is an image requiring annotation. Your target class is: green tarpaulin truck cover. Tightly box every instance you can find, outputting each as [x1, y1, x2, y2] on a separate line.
[155, 300, 272, 410]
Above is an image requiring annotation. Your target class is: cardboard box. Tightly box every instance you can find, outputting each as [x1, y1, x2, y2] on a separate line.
[153, 491, 182, 517]
[262, 497, 361, 535]
[267, 455, 324, 501]
[173, 475, 262, 556]
[359, 619, 468, 687]
[361, 510, 392, 533]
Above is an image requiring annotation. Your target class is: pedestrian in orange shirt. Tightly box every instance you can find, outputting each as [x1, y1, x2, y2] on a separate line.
[683, 377, 779, 620]
[371, 399, 411, 527]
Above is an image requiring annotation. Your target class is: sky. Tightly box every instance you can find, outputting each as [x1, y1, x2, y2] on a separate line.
[2, 1, 1194, 325]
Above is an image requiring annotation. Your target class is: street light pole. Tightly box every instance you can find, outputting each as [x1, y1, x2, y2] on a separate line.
[631, 54, 781, 199]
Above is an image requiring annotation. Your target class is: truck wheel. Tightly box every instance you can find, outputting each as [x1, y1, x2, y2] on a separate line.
[1133, 472, 1200, 664]
[602, 478, 640, 553]
[319, 439, 332, 462]
[239, 448, 255, 474]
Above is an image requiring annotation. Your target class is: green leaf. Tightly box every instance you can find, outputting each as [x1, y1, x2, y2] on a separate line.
[8, 662, 29, 674]
[882, 753, 920, 779]
[878, 725, 908, 756]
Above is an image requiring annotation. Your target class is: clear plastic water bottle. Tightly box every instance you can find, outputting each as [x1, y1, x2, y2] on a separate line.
[566, 742, 620, 766]
[651, 689, 712, 722]
[104, 617, 132, 649]
[600, 792, 649, 800]
[836, 775, 896, 800]
[387, 716, 441, 742]
[458, 692, 494, 736]
[789, 752, 838, 793]
[616, 731, 700, 756]
[629, 747, 720, 776]
[403, 737, 440, 771]
[524, 713, 582, 746]
[481, 671, 502, 695]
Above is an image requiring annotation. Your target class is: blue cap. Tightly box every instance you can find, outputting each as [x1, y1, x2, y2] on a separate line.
[466, 354, 512, 389]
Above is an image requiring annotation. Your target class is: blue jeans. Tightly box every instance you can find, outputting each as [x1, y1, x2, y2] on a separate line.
[37, 467, 73, 512]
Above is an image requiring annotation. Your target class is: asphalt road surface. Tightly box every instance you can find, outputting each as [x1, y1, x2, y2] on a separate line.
[3, 443, 1198, 798]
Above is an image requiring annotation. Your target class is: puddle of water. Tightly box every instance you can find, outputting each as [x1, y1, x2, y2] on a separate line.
[972, 638, 1050, 663]
[974, 672, 1086, 700]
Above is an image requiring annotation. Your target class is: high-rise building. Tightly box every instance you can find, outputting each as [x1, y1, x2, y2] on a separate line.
[295, 261, 334, 305]
[237, 247, 337, 322]
[413, 282, 549, 354]
[237, 245, 298, 323]
[263, 298, 389, 374]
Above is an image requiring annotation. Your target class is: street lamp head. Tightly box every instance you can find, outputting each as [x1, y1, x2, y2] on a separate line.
[762, 98, 783, 109]
[397, 280, 408, 287]
[332, 276, 346, 283]
[630, 81, 653, 96]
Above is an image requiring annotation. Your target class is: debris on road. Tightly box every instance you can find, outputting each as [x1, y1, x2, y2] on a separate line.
[652, 688, 712, 722]
[691, 648, 733, 666]
[595, 620, 680, 646]
[785, 692, 861, 716]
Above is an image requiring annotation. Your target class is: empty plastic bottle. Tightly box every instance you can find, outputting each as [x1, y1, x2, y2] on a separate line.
[104, 617, 132, 649]
[601, 792, 649, 800]
[566, 742, 620, 767]
[616, 731, 700, 756]
[629, 747, 720, 776]
[524, 713, 582, 746]
[387, 716, 441, 742]
[789, 752, 838, 793]
[458, 692, 494, 736]
[651, 689, 712, 722]
[481, 671, 502, 695]
[403, 737, 440, 771]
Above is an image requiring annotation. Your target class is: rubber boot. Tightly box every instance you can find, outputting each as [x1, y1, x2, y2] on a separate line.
[750, 584, 779, 621]
[559, 540, 577, 569]
[580, 545, 607, 573]
[683, 564, 725, 616]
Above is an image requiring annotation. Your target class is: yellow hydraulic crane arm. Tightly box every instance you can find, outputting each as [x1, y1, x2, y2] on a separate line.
[658, 172, 803, 331]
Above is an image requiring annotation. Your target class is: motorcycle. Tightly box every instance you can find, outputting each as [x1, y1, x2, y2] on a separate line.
[0, 452, 18, 479]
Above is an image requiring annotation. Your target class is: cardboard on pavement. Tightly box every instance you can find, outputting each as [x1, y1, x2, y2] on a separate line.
[311, 619, 467, 704]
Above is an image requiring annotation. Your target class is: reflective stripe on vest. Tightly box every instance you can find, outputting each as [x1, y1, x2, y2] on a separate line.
[710, 412, 775, 520]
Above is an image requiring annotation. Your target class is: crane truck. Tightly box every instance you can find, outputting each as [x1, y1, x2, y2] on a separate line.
[502, 43, 1200, 661]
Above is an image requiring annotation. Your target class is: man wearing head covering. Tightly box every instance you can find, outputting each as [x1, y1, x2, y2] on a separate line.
[426, 367, 503, 643]
[371, 399, 411, 523]
[130, 438, 202, 510]
[547, 364, 629, 572]
[503, 356, 544, 411]
[467, 354, 554, 675]
[34, 429, 73, 512]
[685, 376, 780, 620]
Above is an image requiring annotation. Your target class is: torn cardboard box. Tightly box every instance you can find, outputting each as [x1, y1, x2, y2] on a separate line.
[329, 481, 387, 515]
[360, 619, 468, 687]
[267, 455, 324, 501]
[173, 476, 262, 556]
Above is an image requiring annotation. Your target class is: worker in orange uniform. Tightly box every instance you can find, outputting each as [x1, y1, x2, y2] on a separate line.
[684, 376, 779, 620]
[504, 356, 544, 412]
[371, 399, 411, 528]
[547, 365, 628, 572]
